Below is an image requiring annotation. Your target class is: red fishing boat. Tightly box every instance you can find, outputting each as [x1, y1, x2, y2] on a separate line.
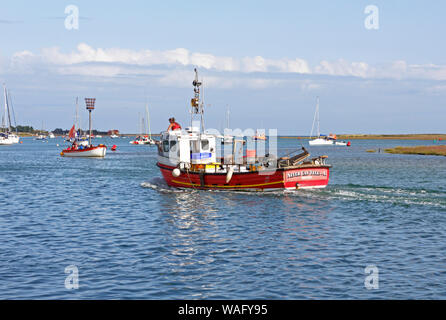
[157, 69, 330, 191]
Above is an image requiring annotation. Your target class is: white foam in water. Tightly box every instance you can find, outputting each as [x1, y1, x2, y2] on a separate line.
[328, 185, 446, 208]
[140, 177, 187, 193]
[140, 177, 327, 197]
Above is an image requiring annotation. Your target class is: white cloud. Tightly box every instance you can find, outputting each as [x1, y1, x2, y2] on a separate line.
[314, 59, 372, 78]
[2, 43, 446, 89]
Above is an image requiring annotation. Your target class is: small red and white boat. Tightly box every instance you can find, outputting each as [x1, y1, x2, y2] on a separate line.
[130, 135, 156, 145]
[61, 144, 107, 157]
[157, 69, 331, 191]
[61, 98, 107, 158]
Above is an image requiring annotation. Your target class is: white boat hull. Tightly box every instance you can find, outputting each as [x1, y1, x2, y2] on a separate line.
[61, 146, 107, 157]
[130, 138, 156, 145]
[0, 138, 13, 145]
[309, 138, 334, 146]
[0, 133, 19, 145]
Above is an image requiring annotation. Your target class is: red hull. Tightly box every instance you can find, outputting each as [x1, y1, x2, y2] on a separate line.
[157, 163, 330, 191]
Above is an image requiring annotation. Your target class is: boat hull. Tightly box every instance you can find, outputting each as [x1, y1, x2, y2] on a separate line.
[309, 138, 334, 146]
[157, 162, 330, 191]
[0, 138, 13, 145]
[0, 134, 19, 145]
[61, 146, 107, 157]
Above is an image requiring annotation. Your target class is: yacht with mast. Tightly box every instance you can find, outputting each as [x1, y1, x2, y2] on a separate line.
[130, 104, 156, 145]
[156, 69, 331, 191]
[0, 84, 20, 145]
[309, 97, 348, 146]
[35, 121, 48, 141]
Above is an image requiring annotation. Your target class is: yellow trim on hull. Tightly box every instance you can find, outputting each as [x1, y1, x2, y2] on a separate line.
[171, 179, 284, 188]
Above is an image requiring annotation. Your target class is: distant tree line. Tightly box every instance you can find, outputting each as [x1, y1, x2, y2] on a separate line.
[53, 128, 109, 135]
[9, 126, 109, 135]
[10, 125, 35, 133]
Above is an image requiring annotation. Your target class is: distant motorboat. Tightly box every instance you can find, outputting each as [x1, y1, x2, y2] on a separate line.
[35, 134, 47, 140]
[48, 132, 55, 139]
[110, 134, 119, 139]
[335, 140, 348, 146]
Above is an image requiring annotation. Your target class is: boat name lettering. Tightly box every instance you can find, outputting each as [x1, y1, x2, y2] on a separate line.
[287, 170, 326, 179]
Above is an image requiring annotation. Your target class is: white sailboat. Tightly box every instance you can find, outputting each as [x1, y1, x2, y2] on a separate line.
[0, 84, 20, 145]
[35, 121, 48, 141]
[309, 97, 333, 146]
[145, 102, 156, 145]
[130, 103, 156, 145]
[308, 97, 348, 147]
[308, 97, 349, 146]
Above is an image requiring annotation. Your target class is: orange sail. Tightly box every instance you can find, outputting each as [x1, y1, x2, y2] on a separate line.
[68, 125, 76, 139]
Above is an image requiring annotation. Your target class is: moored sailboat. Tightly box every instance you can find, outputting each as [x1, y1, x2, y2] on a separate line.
[308, 97, 349, 146]
[0, 84, 20, 145]
[61, 98, 107, 158]
[130, 104, 156, 145]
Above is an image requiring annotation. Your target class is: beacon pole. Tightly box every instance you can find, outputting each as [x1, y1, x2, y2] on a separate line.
[85, 98, 96, 146]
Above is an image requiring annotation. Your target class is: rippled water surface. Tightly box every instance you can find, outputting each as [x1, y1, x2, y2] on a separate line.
[1, 137, 446, 299]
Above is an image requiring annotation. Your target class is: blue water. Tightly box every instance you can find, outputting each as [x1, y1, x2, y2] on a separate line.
[1, 137, 446, 299]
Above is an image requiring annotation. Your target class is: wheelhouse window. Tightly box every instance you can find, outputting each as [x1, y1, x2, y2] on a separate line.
[201, 139, 209, 150]
[191, 140, 200, 153]
[163, 140, 169, 152]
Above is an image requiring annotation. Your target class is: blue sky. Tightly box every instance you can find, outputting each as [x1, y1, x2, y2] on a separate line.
[0, 0, 445, 134]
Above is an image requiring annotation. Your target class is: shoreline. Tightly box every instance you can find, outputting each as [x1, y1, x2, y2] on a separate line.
[280, 134, 446, 140]
[14, 133, 446, 140]
[384, 145, 446, 156]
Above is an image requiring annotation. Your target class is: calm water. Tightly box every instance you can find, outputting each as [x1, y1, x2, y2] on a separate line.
[1, 137, 446, 299]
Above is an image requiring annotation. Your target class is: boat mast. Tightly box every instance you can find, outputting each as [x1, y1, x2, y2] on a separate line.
[7, 90, 18, 134]
[146, 102, 151, 139]
[75, 97, 79, 138]
[138, 112, 141, 136]
[310, 96, 320, 138]
[2, 84, 8, 132]
[190, 68, 204, 132]
[316, 96, 320, 137]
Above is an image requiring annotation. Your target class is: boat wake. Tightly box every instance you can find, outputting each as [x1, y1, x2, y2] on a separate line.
[309, 184, 446, 209]
[140, 177, 191, 193]
[141, 177, 446, 209]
